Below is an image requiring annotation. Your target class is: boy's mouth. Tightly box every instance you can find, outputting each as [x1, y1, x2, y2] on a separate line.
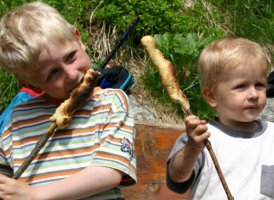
[68, 75, 85, 94]
[246, 104, 259, 109]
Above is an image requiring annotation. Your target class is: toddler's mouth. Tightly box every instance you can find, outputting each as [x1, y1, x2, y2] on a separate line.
[246, 104, 259, 109]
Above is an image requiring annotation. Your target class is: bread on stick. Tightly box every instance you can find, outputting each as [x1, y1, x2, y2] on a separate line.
[50, 68, 100, 129]
[13, 68, 100, 179]
[141, 36, 191, 114]
[141, 36, 234, 200]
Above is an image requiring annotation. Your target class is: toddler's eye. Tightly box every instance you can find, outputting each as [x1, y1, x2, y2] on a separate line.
[234, 84, 246, 90]
[255, 83, 266, 89]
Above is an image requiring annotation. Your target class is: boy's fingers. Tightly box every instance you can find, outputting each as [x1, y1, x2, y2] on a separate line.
[202, 131, 210, 139]
[186, 116, 200, 128]
[193, 131, 210, 144]
[186, 115, 199, 121]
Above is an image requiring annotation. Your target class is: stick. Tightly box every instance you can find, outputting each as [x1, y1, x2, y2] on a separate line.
[185, 109, 233, 200]
[141, 35, 234, 200]
[100, 15, 139, 69]
[13, 123, 57, 179]
[13, 69, 100, 179]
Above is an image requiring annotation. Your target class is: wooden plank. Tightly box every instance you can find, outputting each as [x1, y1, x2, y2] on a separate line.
[123, 121, 190, 199]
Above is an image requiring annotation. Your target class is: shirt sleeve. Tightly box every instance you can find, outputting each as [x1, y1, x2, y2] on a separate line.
[166, 133, 205, 193]
[166, 163, 195, 194]
[91, 89, 136, 187]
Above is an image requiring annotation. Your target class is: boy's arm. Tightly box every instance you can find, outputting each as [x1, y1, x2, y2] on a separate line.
[168, 115, 209, 183]
[168, 139, 202, 183]
[0, 89, 135, 200]
[36, 165, 122, 199]
[0, 165, 122, 200]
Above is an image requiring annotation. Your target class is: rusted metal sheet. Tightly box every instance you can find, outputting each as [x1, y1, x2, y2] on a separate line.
[123, 121, 190, 200]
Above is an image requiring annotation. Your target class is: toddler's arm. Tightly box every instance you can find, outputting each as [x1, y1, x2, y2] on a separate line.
[168, 115, 210, 183]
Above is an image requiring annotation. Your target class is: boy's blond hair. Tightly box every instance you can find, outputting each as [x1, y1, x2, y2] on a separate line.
[0, 2, 77, 80]
[198, 38, 272, 91]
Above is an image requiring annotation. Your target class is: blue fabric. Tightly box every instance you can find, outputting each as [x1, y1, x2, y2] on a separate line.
[0, 92, 35, 135]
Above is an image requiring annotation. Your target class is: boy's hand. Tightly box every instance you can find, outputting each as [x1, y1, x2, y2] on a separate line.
[185, 115, 210, 151]
[168, 115, 210, 183]
[0, 174, 36, 200]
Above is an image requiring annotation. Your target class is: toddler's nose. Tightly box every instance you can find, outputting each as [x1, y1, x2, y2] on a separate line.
[248, 86, 259, 99]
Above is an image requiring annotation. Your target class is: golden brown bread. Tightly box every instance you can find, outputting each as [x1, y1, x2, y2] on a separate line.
[50, 68, 100, 129]
[141, 35, 191, 114]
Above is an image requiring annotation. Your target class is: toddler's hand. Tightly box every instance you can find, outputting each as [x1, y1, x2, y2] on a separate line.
[185, 115, 210, 151]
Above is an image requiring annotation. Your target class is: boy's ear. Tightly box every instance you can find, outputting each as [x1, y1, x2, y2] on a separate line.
[74, 29, 86, 51]
[202, 86, 218, 108]
[74, 28, 81, 39]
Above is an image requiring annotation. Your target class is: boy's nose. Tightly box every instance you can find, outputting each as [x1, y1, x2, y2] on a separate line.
[64, 67, 82, 85]
[248, 86, 259, 99]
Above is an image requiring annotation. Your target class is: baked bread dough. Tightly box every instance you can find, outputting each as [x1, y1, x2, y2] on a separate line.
[50, 68, 100, 129]
[141, 35, 191, 114]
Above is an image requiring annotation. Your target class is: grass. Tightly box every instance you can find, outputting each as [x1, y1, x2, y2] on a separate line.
[0, 71, 19, 112]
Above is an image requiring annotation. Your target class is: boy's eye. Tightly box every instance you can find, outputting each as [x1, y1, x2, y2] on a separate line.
[66, 51, 77, 63]
[234, 84, 246, 90]
[255, 82, 266, 89]
[47, 69, 59, 82]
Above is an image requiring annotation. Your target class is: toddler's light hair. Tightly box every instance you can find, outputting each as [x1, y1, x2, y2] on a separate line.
[0, 2, 77, 80]
[198, 38, 272, 91]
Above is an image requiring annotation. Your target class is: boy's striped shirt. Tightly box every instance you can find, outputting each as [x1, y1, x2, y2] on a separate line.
[0, 87, 136, 199]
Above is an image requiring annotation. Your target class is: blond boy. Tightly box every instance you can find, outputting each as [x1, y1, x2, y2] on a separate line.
[167, 38, 274, 199]
[0, 2, 136, 199]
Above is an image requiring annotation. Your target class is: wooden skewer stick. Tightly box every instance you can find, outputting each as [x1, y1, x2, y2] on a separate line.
[13, 69, 100, 179]
[184, 109, 233, 200]
[13, 123, 57, 179]
[141, 35, 234, 200]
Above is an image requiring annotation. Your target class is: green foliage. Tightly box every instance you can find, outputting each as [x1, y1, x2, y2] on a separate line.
[88, 0, 225, 39]
[154, 33, 216, 69]
[210, 0, 274, 43]
[91, 0, 182, 34]
[144, 33, 218, 119]
[0, 71, 19, 113]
